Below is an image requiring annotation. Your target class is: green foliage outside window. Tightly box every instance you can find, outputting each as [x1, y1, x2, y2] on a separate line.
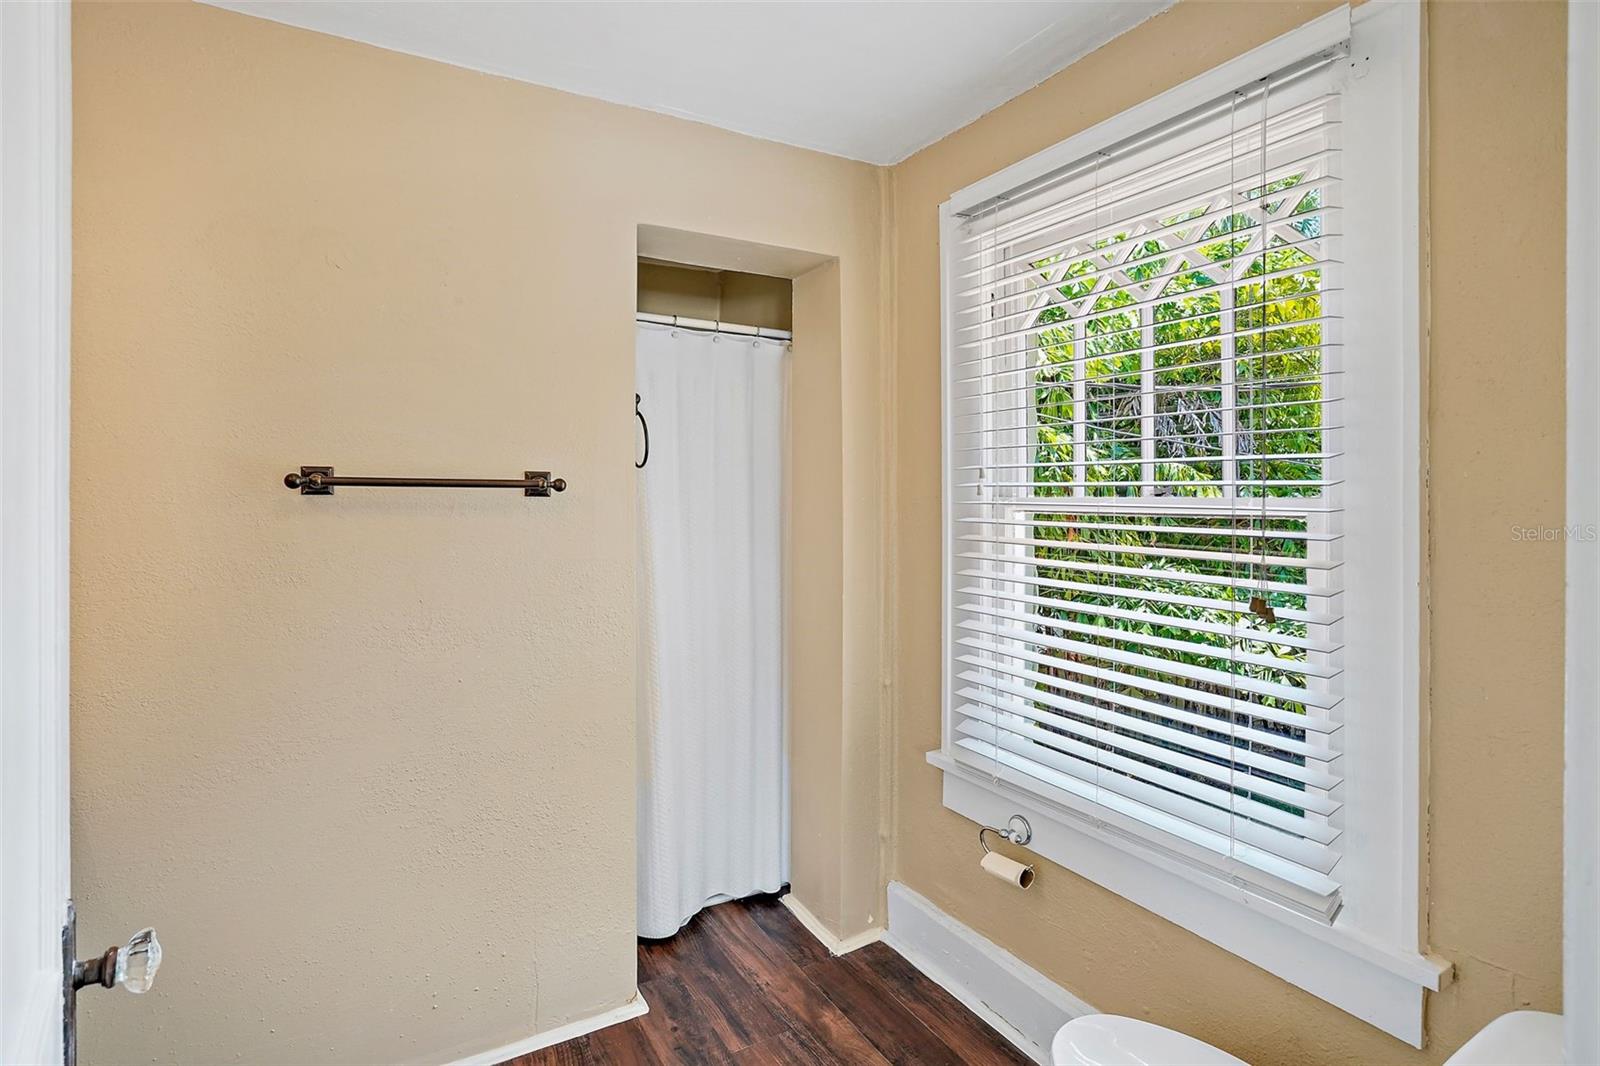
[1012, 178, 1330, 819]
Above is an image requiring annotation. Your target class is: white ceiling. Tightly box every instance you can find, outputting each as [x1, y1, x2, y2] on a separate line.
[201, 1, 1173, 165]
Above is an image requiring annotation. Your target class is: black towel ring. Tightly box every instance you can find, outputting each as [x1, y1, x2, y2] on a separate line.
[634, 393, 649, 469]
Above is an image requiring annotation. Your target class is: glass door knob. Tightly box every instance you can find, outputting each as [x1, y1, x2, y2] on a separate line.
[113, 928, 161, 993]
[72, 927, 161, 993]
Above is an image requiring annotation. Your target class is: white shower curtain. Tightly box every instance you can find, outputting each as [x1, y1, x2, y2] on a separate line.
[635, 322, 788, 939]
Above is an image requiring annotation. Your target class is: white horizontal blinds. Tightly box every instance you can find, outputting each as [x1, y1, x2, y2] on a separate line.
[948, 54, 1346, 919]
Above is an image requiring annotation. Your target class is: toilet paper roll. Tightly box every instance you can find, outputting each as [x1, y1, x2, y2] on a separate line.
[981, 850, 1035, 889]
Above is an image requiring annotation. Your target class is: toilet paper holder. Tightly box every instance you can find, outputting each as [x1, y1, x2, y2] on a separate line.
[978, 814, 1033, 853]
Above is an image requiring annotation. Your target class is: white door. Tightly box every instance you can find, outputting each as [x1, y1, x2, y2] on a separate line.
[0, 5, 73, 1065]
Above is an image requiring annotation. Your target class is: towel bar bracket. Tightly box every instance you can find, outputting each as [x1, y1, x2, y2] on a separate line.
[294, 465, 335, 496]
[522, 471, 562, 498]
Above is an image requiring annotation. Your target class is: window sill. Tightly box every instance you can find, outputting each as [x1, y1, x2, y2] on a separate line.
[928, 751, 1451, 1047]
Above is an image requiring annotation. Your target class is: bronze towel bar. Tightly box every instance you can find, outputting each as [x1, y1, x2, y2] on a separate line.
[283, 466, 567, 497]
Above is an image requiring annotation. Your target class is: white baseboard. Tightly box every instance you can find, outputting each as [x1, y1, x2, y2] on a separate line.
[883, 881, 1095, 1065]
[780, 893, 884, 956]
[448, 993, 650, 1066]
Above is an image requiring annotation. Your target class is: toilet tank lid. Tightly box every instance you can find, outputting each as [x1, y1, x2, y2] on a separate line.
[1443, 1011, 1563, 1066]
[1051, 1015, 1248, 1066]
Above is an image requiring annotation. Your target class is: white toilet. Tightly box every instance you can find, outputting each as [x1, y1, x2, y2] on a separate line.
[1050, 1015, 1246, 1065]
[1051, 1010, 1565, 1066]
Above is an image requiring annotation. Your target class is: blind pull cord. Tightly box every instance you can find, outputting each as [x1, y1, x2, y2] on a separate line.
[1249, 74, 1279, 626]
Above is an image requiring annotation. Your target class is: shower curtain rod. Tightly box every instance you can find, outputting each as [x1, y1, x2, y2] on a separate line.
[636, 312, 793, 341]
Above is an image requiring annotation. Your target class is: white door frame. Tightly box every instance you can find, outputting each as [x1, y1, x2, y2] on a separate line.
[1567, 2, 1599, 1062]
[0, 3, 73, 1064]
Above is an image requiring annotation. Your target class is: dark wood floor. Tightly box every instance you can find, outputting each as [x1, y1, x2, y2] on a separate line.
[506, 893, 1032, 1065]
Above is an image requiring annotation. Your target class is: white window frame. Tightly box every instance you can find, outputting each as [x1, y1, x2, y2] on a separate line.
[1566, 2, 1600, 1062]
[929, 2, 1450, 1046]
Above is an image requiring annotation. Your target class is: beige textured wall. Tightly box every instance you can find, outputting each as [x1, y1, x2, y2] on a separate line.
[887, 2, 1566, 1063]
[789, 260, 847, 927]
[1425, 0, 1566, 1021]
[70, 3, 882, 1063]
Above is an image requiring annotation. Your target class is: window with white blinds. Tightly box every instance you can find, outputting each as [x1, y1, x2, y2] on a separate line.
[944, 54, 1347, 920]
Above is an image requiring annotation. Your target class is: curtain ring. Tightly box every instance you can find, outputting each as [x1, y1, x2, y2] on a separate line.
[634, 393, 649, 470]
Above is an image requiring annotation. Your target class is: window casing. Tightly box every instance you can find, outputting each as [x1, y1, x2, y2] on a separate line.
[931, 4, 1447, 1045]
